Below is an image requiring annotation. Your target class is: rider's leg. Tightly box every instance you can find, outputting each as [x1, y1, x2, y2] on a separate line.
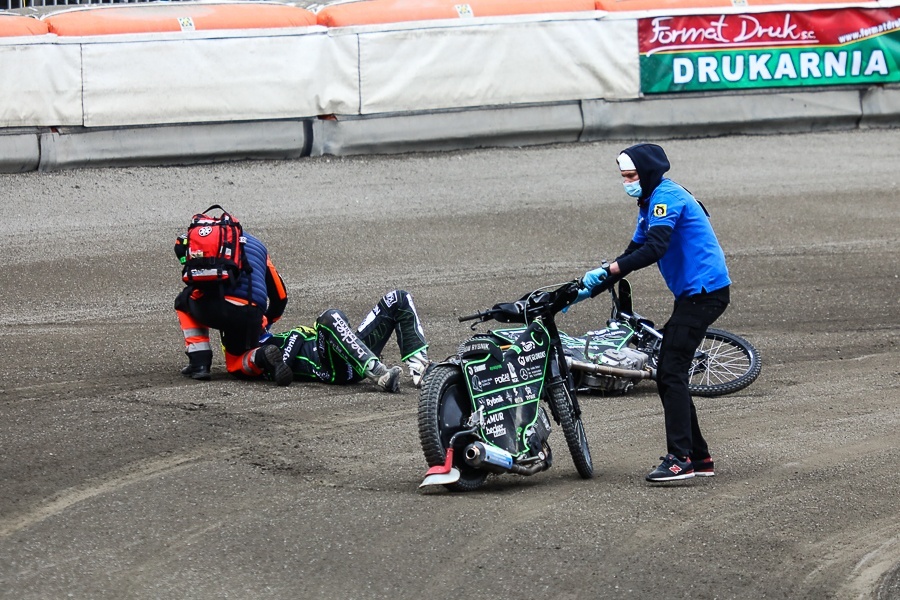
[356, 290, 431, 386]
[316, 308, 401, 392]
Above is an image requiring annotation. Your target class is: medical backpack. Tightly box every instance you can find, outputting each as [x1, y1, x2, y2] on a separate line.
[179, 204, 247, 285]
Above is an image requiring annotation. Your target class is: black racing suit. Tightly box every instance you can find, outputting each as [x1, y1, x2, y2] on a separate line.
[264, 290, 428, 384]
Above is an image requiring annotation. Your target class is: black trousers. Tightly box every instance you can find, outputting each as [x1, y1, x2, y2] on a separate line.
[174, 286, 264, 356]
[313, 289, 429, 384]
[656, 286, 730, 460]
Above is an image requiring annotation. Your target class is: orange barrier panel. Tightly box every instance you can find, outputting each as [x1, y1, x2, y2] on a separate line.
[596, 0, 879, 10]
[44, 3, 316, 36]
[0, 14, 50, 36]
[317, 0, 597, 27]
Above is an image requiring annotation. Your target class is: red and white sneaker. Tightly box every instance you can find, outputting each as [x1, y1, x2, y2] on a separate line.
[693, 457, 715, 477]
[646, 454, 695, 482]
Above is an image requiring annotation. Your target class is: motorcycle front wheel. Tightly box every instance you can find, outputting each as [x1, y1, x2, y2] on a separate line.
[547, 384, 594, 479]
[689, 328, 762, 397]
[417, 364, 488, 492]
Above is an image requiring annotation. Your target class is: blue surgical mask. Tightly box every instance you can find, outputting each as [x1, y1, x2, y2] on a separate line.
[623, 180, 642, 198]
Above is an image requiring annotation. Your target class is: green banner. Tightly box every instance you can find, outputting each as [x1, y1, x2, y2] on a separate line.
[639, 8, 900, 94]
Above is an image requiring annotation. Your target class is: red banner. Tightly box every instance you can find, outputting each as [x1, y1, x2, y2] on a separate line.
[639, 8, 900, 55]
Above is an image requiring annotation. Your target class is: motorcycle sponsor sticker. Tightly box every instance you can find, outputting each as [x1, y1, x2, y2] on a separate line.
[482, 394, 506, 408]
[519, 359, 545, 379]
[485, 411, 505, 425]
[517, 350, 547, 366]
[484, 423, 507, 438]
[462, 341, 493, 355]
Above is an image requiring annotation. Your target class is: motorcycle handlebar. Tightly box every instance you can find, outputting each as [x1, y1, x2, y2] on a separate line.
[458, 311, 488, 323]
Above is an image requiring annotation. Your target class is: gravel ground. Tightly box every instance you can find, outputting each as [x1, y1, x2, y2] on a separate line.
[0, 130, 898, 600]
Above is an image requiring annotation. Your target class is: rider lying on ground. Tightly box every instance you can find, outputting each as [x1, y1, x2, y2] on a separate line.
[260, 289, 431, 393]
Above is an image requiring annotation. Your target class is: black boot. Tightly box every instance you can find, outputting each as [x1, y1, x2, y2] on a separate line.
[254, 345, 292, 387]
[181, 350, 212, 381]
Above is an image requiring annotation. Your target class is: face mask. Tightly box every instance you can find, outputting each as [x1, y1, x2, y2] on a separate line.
[623, 180, 642, 198]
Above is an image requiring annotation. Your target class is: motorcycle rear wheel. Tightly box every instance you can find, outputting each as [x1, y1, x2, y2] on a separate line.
[689, 328, 762, 397]
[417, 364, 488, 492]
[547, 384, 594, 479]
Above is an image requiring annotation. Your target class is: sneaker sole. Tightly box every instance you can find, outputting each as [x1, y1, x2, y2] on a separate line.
[694, 471, 715, 477]
[646, 472, 695, 482]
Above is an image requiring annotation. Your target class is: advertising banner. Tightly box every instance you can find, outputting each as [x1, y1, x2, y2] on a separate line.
[639, 7, 900, 93]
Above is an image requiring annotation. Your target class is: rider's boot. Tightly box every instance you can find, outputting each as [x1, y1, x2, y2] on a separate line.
[368, 360, 402, 393]
[254, 345, 293, 387]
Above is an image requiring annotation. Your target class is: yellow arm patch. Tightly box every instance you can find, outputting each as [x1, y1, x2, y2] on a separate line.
[653, 203, 667, 217]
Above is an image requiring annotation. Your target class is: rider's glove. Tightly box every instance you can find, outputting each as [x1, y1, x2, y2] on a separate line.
[582, 266, 609, 291]
[562, 287, 592, 313]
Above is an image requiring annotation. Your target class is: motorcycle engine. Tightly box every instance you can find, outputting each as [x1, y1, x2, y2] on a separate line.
[524, 406, 552, 465]
[580, 348, 650, 394]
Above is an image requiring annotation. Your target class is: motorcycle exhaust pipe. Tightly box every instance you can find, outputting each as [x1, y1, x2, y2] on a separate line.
[464, 442, 514, 473]
[464, 442, 550, 476]
[509, 461, 549, 476]
[566, 357, 655, 380]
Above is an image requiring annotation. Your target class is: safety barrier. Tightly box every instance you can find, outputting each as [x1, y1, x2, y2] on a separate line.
[42, 2, 316, 35]
[1, 0, 899, 171]
[316, 0, 596, 27]
[0, 13, 49, 35]
[595, 0, 880, 10]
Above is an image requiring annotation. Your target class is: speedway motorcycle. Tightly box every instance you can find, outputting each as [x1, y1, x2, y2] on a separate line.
[417, 279, 760, 492]
[492, 278, 762, 398]
[418, 280, 593, 492]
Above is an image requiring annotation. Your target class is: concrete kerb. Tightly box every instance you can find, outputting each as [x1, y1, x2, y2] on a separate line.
[6, 87, 899, 171]
[581, 89, 867, 141]
[0, 131, 41, 173]
[35, 120, 314, 172]
[309, 103, 586, 156]
[860, 85, 900, 128]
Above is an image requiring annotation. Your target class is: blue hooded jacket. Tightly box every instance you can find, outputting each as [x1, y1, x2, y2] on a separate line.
[615, 144, 731, 299]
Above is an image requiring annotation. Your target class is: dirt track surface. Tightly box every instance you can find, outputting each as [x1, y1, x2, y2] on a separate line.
[1, 130, 898, 600]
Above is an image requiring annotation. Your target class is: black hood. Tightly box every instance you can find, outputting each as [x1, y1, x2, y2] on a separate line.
[619, 143, 670, 205]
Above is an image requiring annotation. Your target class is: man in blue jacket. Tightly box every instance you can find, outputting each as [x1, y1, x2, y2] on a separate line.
[175, 230, 294, 386]
[576, 143, 731, 482]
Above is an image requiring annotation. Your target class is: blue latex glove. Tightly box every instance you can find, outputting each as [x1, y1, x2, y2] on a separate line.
[582, 266, 609, 290]
[259, 327, 273, 345]
[562, 287, 592, 313]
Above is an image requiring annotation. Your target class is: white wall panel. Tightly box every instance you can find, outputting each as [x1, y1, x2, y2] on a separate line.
[356, 16, 639, 115]
[0, 41, 83, 128]
[81, 30, 359, 127]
